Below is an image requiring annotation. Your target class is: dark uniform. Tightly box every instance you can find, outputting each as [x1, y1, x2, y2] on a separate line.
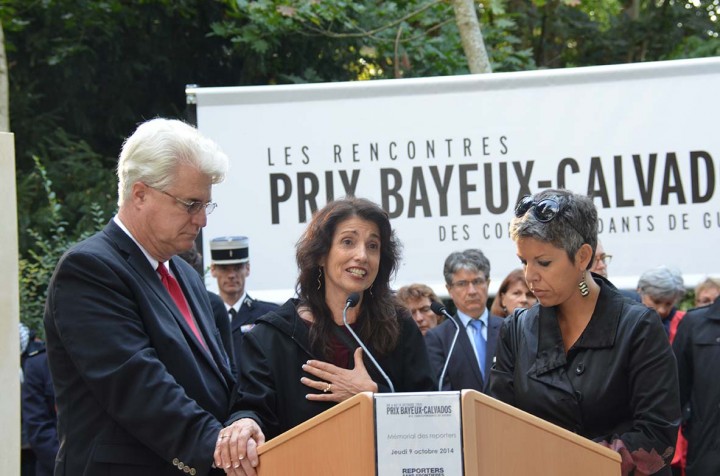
[21, 348, 58, 476]
[210, 294, 278, 374]
[209, 236, 279, 376]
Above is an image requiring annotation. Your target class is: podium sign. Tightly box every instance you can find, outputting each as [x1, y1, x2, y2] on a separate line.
[374, 392, 463, 476]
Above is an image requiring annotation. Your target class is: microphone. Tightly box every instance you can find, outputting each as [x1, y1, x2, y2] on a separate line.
[430, 301, 460, 392]
[342, 292, 395, 393]
[346, 292, 360, 308]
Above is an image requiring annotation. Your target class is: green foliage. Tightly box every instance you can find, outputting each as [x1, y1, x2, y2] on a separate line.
[18, 157, 106, 336]
[4, 0, 242, 171]
[15, 127, 117, 253]
[211, 0, 486, 81]
[492, 0, 718, 68]
[481, 13, 537, 71]
[678, 291, 695, 312]
[666, 36, 720, 60]
[3, 0, 244, 270]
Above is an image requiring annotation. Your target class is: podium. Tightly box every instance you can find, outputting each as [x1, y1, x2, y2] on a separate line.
[256, 390, 621, 475]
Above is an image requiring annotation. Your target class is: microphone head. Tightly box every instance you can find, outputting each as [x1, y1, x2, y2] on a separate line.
[346, 292, 361, 308]
[430, 301, 447, 316]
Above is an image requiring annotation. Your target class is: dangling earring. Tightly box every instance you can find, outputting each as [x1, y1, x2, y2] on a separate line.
[368, 284, 374, 297]
[578, 272, 590, 297]
[317, 267, 323, 290]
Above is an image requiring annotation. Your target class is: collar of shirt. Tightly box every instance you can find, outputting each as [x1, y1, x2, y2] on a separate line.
[533, 278, 622, 375]
[225, 292, 247, 313]
[114, 215, 164, 275]
[457, 308, 489, 331]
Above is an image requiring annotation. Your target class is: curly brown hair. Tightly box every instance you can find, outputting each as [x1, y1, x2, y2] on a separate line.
[295, 197, 402, 358]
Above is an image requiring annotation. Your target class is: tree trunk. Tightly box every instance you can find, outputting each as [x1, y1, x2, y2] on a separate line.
[625, 0, 641, 21]
[0, 22, 9, 132]
[451, 0, 492, 73]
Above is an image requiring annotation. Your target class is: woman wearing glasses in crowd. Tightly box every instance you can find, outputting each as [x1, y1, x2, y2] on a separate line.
[214, 197, 436, 473]
[488, 189, 680, 476]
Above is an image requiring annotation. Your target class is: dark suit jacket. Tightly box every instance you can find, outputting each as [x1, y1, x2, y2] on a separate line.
[673, 296, 720, 475]
[211, 295, 278, 375]
[208, 291, 236, 376]
[44, 220, 237, 476]
[424, 312, 502, 392]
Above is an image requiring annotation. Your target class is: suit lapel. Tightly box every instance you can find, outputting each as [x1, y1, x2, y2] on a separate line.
[232, 299, 254, 330]
[230, 305, 244, 334]
[484, 316, 502, 387]
[104, 221, 230, 388]
[105, 223, 180, 324]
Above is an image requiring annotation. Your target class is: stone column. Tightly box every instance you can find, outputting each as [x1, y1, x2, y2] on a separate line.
[0, 132, 19, 474]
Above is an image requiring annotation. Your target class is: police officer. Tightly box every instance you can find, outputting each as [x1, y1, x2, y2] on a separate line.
[210, 236, 278, 372]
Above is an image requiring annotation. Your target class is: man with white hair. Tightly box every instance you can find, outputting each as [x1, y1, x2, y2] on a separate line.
[44, 118, 263, 476]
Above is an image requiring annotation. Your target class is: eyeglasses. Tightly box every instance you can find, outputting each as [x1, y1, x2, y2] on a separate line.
[450, 277, 487, 289]
[514, 196, 561, 222]
[150, 186, 217, 215]
[595, 254, 612, 265]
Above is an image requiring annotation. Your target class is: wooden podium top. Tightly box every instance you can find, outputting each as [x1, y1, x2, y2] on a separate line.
[254, 391, 621, 475]
[462, 389, 621, 476]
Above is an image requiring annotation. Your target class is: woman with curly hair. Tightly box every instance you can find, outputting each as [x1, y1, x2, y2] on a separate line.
[221, 197, 435, 451]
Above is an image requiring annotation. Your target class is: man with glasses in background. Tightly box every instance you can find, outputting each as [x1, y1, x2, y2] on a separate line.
[44, 118, 263, 476]
[589, 240, 612, 278]
[590, 239, 642, 301]
[425, 249, 502, 393]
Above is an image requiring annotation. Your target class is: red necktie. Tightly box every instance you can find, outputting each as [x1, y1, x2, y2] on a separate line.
[157, 262, 208, 351]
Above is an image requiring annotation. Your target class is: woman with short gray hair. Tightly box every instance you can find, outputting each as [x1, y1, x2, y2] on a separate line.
[489, 188, 680, 476]
[637, 266, 686, 340]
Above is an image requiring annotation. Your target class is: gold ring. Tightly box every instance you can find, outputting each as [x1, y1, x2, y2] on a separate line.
[323, 383, 331, 393]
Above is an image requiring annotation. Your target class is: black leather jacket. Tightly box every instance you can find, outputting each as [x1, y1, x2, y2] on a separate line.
[489, 277, 680, 475]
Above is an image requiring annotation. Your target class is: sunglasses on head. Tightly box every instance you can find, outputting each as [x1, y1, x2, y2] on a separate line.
[515, 195, 587, 241]
[514, 196, 561, 222]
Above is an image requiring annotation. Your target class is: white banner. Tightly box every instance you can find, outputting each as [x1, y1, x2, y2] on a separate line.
[193, 58, 720, 302]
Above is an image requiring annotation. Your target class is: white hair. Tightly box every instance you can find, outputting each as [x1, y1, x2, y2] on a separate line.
[116, 118, 229, 207]
[637, 266, 686, 302]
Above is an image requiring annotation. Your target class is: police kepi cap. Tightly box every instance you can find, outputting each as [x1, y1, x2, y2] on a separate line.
[210, 236, 249, 264]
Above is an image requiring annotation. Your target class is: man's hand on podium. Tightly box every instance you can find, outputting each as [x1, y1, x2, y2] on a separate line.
[214, 418, 265, 476]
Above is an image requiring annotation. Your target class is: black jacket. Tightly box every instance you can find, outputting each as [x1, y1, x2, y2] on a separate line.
[673, 296, 720, 476]
[44, 221, 237, 476]
[425, 313, 503, 392]
[208, 294, 278, 375]
[208, 291, 237, 377]
[22, 348, 58, 476]
[234, 298, 436, 439]
[489, 277, 680, 475]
